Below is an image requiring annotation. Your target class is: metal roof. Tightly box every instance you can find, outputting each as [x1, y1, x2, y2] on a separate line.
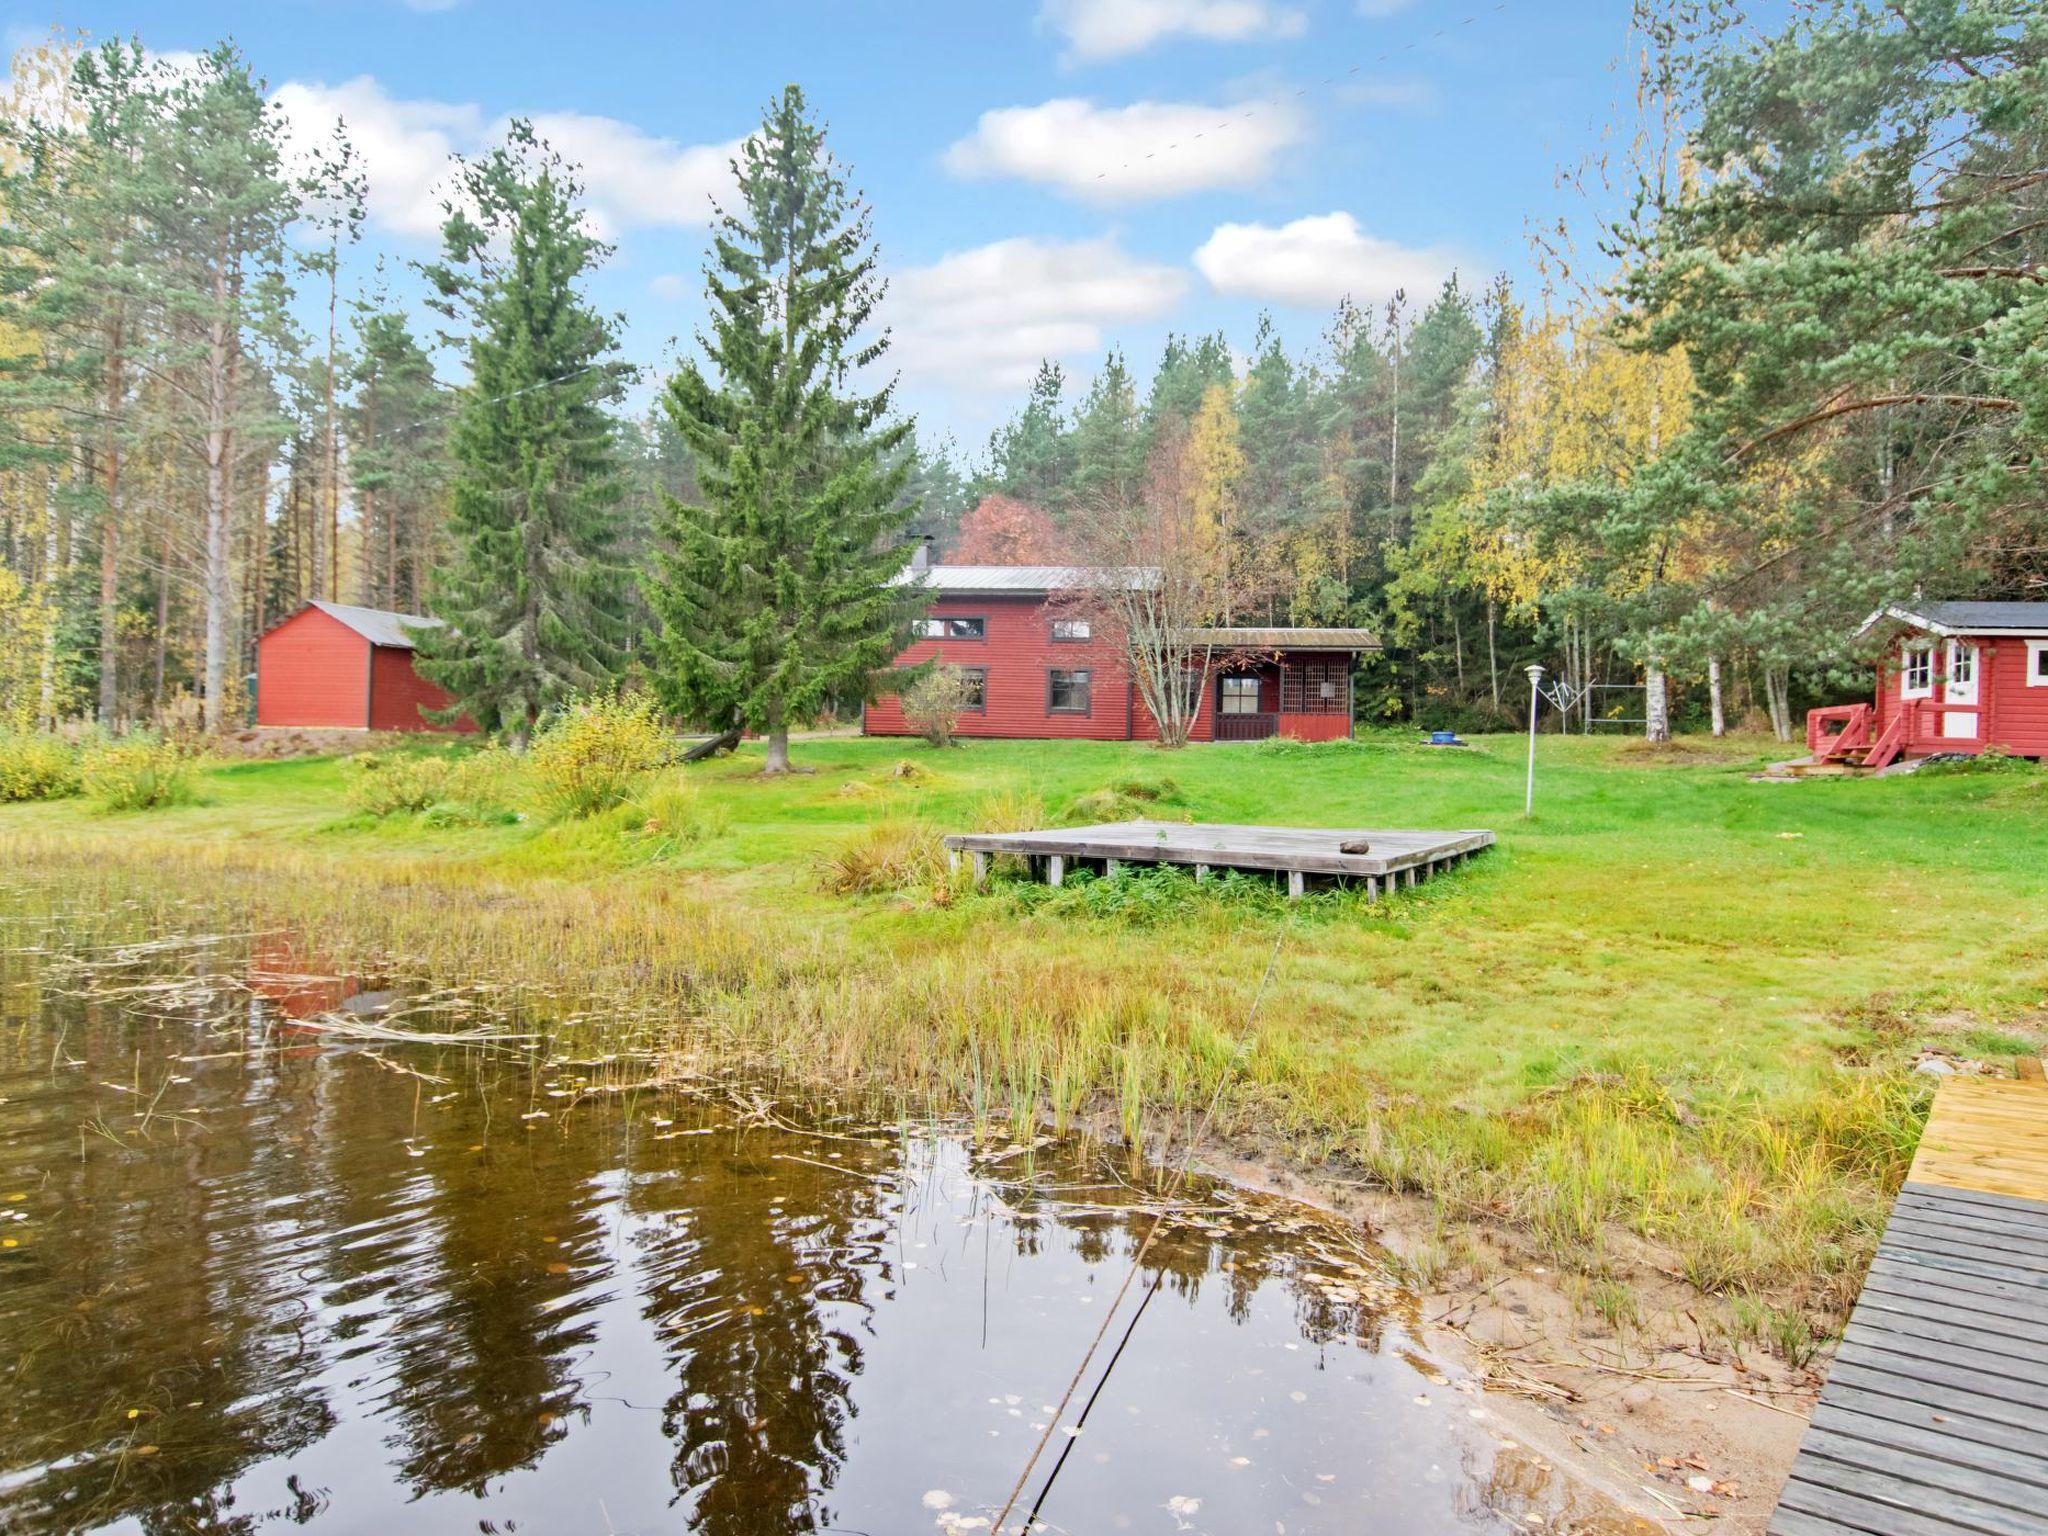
[893, 564, 1158, 595]
[305, 600, 443, 649]
[1861, 601, 2048, 637]
[1185, 626, 1382, 651]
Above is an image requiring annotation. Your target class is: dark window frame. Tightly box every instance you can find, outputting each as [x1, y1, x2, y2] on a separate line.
[920, 615, 987, 642]
[959, 666, 988, 712]
[1047, 667, 1093, 715]
[1218, 675, 1263, 716]
[1049, 618, 1092, 643]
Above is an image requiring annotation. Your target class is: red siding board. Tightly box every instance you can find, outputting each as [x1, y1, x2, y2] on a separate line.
[256, 608, 371, 728]
[368, 645, 471, 733]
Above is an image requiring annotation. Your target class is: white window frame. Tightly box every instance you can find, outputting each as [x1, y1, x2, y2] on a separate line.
[2028, 638, 2048, 688]
[1945, 638, 1975, 690]
[1900, 642, 1934, 699]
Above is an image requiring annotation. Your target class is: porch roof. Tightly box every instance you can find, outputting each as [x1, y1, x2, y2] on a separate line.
[1182, 626, 1381, 652]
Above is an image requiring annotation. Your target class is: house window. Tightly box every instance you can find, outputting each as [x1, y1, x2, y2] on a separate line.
[921, 616, 986, 640]
[2029, 639, 2048, 688]
[1047, 668, 1091, 714]
[1219, 676, 1263, 715]
[1050, 619, 1092, 642]
[1900, 644, 1933, 699]
[959, 667, 987, 711]
[1946, 639, 1974, 689]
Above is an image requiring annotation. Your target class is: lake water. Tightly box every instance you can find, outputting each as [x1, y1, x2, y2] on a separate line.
[0, 900, 1646, 1535]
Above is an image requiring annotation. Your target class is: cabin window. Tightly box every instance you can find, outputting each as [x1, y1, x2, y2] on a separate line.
[1047, 669, 1091, 714]
[1219, 676, 1263, 715]
[2028, 639, 2048, 688]
[1946, 639, 1974, 689]
[1281, 658, 1350, 714]
[1900, 645, 1934, 699]
[921, 616, 986, 640]
[1050, 619, 1092, 642]
[959, 667, 987, 711]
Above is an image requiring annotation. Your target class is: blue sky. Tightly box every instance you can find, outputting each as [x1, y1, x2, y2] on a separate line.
[8, 0, 1652, 456]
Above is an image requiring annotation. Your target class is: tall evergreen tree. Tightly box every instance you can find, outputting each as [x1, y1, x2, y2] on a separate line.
[982, 359, 1074, 511]
[1068, 349, 1145, 512]
[347, 299, 450, 612]
[415, 121, 632, 747]
[645, 85, 919, 774]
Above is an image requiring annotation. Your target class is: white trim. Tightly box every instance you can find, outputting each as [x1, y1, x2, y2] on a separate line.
[1857, 603, 2048, 640]
[2028, 638, 2048, 688]
[1900, 641, 1934, 699]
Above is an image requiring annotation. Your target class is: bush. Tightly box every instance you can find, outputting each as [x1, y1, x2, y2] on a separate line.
[526, 694, 672, 819]
[902, 664, 975, 748]
[1917, 745, 2042, 777]
[80, 735, 194, 811]
[344, 752, 454, 818]
[0, 732, 82, 802]
[624, 771, 726, 855]
[824, 818, 948, 895]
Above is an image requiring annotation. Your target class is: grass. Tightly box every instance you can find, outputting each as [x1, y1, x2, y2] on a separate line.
[4, 726, 2046, 1329]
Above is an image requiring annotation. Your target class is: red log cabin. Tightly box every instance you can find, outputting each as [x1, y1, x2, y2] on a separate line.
[1807, 601, 2048, 769]
[862, 558, 1379, 743]
[255, 600, 473, 733]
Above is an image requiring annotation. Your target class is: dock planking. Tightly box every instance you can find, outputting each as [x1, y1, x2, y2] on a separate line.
[940, 819, 1494, 900]
[1768, 1076, 2048, 1536]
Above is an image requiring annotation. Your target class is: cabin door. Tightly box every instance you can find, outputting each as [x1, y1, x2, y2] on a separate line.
[1941, 639, 1979, 740]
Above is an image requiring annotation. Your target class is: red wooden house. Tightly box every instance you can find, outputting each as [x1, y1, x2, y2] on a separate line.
[1807, 601, 2048, 768]
[862, 559, 1378, 743]
[255, 601, 473, 733]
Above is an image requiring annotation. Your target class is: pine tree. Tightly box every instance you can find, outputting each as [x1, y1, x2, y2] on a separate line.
[645, 85, 919, 774]
[347, 300, 450, 612]
[983, 359, 1074, 511]
[414, 121, 632, 746]
[1068, 349, 1145, 513]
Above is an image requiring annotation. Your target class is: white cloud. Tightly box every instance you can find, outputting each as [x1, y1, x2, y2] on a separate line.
[648, 273, 691, 302]
[944, 97, 1305, 203]
[271, 75, 738, 242]
[1192, 211, 1458, 308]
[1355, 0, 1419, 16]
[887, 236, 1187, 393]
[1043, 0, 1305, 62]
[273, 77, 481, 240]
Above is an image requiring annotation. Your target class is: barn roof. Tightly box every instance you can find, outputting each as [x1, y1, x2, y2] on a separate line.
[1860, 601, 2048, 638]
[893, 564, 1158, 595]
[1185, 626, 1382, 652]
[302, 600, 443, 649]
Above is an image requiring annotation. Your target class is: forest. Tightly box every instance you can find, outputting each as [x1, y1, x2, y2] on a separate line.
[1, 0, 2042, 744]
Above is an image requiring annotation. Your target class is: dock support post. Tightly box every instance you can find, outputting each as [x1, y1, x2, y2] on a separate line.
[1287, 870, 1305, 901]
[947, 848, 961, 874]
[971, 851, 989, 888]
[1106, 858, 1121, 878]
[1365, 876, 1378, 903]
[1403, 866, 1417, 888]
[1194, 863, 1209, 883]
[1047, 855, 1065, 888]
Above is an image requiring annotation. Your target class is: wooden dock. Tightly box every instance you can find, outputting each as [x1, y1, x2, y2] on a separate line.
[941, 819, 1494, 900]
[1768, 1075, 2048, 1536]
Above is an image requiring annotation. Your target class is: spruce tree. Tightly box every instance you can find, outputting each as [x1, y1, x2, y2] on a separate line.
[415, 121, 632, 747]
[646, 85, 919, 774]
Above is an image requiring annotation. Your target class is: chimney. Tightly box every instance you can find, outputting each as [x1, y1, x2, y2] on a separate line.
[910, 534, 933, 572]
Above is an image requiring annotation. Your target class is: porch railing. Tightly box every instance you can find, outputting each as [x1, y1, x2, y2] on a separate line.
[1216, 712, 1277, 742]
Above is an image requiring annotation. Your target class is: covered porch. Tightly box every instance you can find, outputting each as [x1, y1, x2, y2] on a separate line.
[1190, 629, 1370, 743]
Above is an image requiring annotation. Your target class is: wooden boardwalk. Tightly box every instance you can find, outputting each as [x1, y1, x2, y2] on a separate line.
[941, 819, 1494, 900]
[1769, 1076, 2048, 1536]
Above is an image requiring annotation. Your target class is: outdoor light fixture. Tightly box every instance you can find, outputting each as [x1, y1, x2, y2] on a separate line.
[1524, 664, 1545, 818]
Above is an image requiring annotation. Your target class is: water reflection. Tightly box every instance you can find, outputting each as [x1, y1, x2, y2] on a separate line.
[0, 917, 1649, 1536]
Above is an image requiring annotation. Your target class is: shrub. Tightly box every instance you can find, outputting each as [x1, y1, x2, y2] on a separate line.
[1917, 745, 2041, 777]
[624, 771, 726, 855]
[0, 732, 82, 802]
[80, 735, 194, 811]
[526, 694, 672, 819]
[344, 752, 454, 818]
[902, 664, 975, 748]
[824, 818, 948, 895]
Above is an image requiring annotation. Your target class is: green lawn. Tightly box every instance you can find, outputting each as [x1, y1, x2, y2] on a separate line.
[7, 728, 2046, 1332]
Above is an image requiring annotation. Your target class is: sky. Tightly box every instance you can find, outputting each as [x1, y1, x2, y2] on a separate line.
[5, 0, 1657, 458]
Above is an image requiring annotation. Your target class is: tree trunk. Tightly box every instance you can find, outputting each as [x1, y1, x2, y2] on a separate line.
[98, 323, 124, 727]
[762, 727, 791, 774]
[152, 510, 171, 712]
[1644, 662, 1670, 743]
[37, 489, 59, 728]
[1708, 655, 1725, 737]
[1486, 599, 1499, 712]
[201, 280, 234, 733]
[325, 263, 339, 602]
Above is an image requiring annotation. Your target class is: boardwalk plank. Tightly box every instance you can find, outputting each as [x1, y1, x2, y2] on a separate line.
[1798, 1427, 2048, 1518]
[1808, 1403, 2048, 1489]
[1778, 1458, 2048, 1536]
[1848, 1299, 2048, 1378]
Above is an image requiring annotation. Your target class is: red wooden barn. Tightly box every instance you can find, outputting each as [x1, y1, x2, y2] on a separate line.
[255, 601, 472, 733]
[1807, 601, 2048, 768]
[862, 556, 1379, 743]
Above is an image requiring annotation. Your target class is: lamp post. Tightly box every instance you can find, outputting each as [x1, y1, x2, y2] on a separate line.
[1524, 663, 1545, 818]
